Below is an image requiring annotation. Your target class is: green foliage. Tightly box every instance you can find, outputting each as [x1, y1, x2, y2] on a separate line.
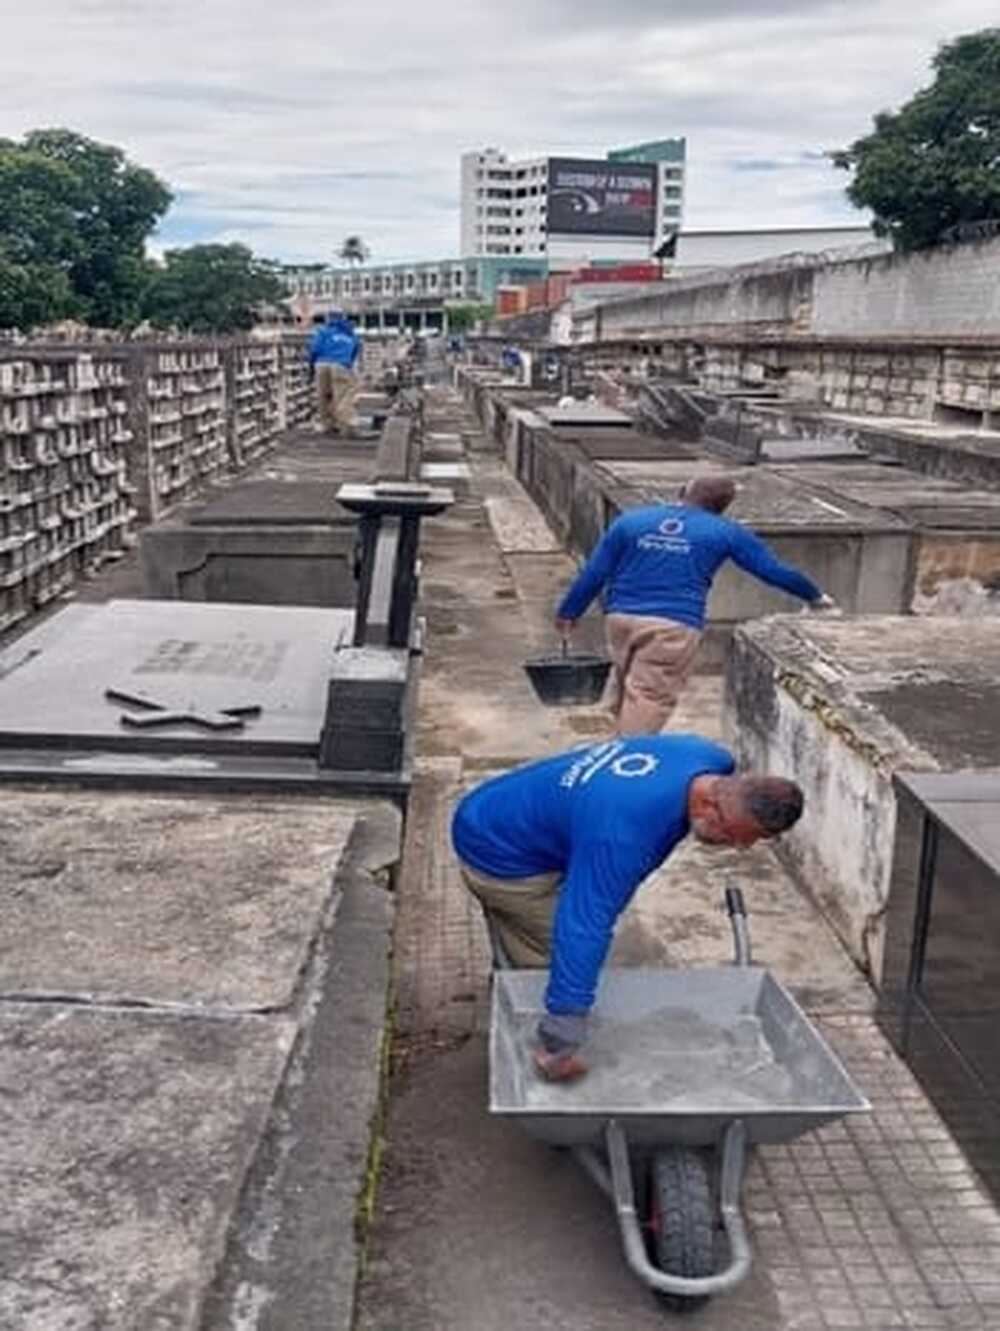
[833, 28, 1000, 251]
[0, 255, 78, 332]
[446, 303, 492, 332]
[143, 243, 286, 333]
[0, 127, 171, 330]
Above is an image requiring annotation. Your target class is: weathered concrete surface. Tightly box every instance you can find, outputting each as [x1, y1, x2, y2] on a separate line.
[202, 806, 399, 1331]
[0, 791, 358, 1008]
[0, 788, 401, 1331]
[1, 1005, 295, 1331]
[725, 615, 1000, 983]
[754, 403, 1000, 491]
[770, 461, 1000, 615]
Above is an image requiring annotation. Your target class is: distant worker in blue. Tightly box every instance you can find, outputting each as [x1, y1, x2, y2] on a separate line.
[501, 344, 522, 375]
[555, 475, 836, 734]
[308, 310, 363, 436]
[453, 733, 804, 1081]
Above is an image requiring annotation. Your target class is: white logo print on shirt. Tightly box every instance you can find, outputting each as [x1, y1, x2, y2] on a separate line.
[561, 741, 660, 787]
[637, 514, 690, 555]
[611, 752, 659, 779]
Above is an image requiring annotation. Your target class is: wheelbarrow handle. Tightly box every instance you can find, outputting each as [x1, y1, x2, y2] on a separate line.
[724, 887, 752, 967]
[724, 886, 746, 917]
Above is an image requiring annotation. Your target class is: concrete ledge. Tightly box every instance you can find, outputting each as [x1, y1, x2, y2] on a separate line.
[0, 789, 401, 1330]
[201, 802, 400, 1331]
[141, 522, 357, 605]
[724, 615, 1000, 983]
[373, 414, 419, 483]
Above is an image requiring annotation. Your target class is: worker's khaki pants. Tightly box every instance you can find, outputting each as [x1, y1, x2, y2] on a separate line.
[605, 613, 702, 735]
[458, 859, 561, 967]
[315, 363, 359, 433]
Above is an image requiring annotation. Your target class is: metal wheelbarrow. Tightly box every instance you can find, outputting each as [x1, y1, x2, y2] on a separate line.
[488, 889, 870, 1312]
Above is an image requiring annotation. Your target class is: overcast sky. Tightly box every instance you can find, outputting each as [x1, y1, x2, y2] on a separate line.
[1, 1, 995, 264]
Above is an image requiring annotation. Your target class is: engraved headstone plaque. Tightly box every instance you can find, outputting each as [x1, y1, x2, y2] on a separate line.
[0, 600, 353, 757]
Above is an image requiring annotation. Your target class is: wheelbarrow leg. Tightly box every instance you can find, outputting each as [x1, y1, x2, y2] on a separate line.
[603, 1119, 752, 1301]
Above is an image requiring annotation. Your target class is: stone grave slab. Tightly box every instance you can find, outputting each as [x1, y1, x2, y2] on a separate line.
[537, 402, 633, 429]
[760, 437, 869, 463]
[0, 788, 361, 1008]
[189, 480, 349, 526]
[0, 600, 413, 795]
[0, 1003, 294, 1331]
[559, 428, 696, 462]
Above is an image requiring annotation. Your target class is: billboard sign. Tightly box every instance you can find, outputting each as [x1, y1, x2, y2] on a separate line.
[546, 157, 657, 237]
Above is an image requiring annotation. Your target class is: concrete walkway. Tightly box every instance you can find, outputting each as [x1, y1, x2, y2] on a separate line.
[357, 388, 1000, 1331]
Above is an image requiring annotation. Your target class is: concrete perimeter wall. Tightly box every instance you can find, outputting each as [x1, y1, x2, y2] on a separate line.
[0, 336, 311, 637]
[582, 232, 1000, 346]
[813, 234, 1000, 338]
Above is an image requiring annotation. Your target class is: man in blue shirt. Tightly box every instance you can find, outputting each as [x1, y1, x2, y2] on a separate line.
[555, 475, 835, 734]
[308, 311, 363, 436]
[452, 733, 804, 1082]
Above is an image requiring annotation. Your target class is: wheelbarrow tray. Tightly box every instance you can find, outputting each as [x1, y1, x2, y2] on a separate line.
[490, 966, 869, 1149]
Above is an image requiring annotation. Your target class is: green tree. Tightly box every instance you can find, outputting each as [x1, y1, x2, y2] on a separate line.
[0, 255, 77, 332]
[143, 243, 286, 333]
[833, 29, 1000, 251]
[338, 235, 369, 266]
[446, 303, 492, 333]
[0, 128, 171, 330]
[0, 140, 83, 328]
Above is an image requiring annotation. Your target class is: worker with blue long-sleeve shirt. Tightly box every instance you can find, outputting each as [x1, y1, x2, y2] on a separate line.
[555, 474, 836, 734]
[308, 310, 363, 436]
[453, 733, 805, 1082]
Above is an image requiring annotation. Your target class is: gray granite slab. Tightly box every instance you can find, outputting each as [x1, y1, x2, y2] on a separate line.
[0, 600, 353, 756]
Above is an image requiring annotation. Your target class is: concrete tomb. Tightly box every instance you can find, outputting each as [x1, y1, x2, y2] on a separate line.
[0, 598, 413, 795]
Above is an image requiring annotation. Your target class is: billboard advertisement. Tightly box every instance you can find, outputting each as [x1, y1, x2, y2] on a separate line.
[546, 157, 657, 237]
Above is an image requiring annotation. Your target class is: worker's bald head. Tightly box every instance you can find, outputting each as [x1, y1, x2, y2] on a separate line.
[681, 476, 737, 514]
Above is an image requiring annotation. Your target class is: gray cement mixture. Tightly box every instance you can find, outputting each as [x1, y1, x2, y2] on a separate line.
[510, 1006, 799, 1111]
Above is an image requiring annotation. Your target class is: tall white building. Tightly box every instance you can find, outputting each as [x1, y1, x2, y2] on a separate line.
[459, 148, 549, 260]
[459, 140, 686, 270]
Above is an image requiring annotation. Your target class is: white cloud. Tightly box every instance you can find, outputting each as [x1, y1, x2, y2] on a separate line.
[1, 0, 996, 261]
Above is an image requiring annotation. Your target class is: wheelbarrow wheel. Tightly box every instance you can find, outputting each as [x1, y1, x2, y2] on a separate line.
[647, 1146, 715, 1314]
